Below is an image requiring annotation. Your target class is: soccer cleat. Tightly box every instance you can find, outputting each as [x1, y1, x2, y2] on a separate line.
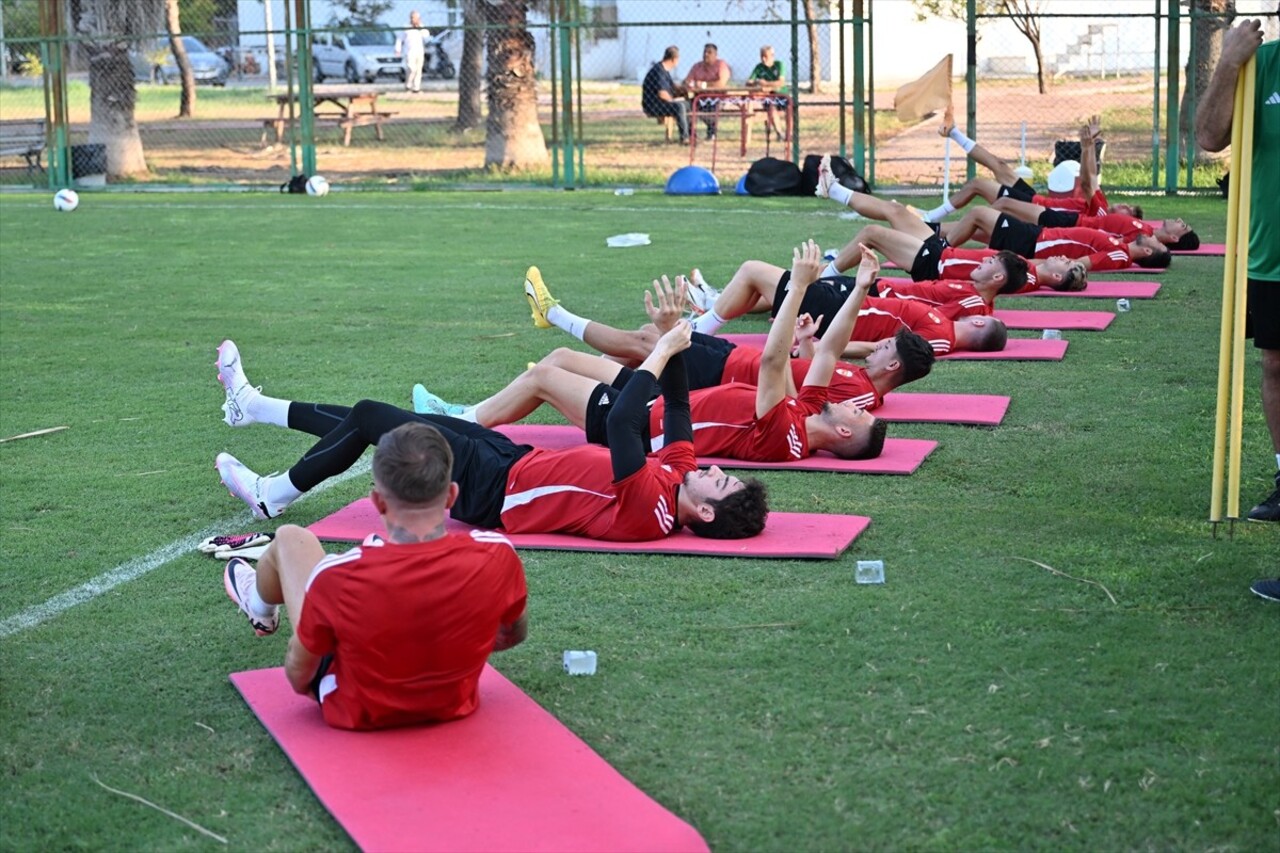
[1249, 578, 1280, 602]
[524, 266, 559, 330]
[1246, 472, 1280, 522]
[213, 543, 271, 562]
[412, 383, 465, 416]
[685, 272, 720, 316]
[223, 557, 279, 636]
[814, 154, 836, 199]
[216, 452, 288, 519]
[198, 531, 274, 554]
[217, 340, 261, 428]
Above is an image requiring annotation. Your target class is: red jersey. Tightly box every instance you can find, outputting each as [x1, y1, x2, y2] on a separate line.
[1076, 212, 1152, 242]
[297, 532, 527, 731]
[1032, 188, 1107, 216]
[1035, 227, 1131, 271]
[648, 382, 824, 461]
[720, 344, 882, 410]
[932, 247, 1038, 291]
[877, 279, 991, 319]
[502, 441, 695, 541]
[853, 297, 956, 355]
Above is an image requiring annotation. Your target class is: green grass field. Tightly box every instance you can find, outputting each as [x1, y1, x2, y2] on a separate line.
[0, 189, 1276, 851]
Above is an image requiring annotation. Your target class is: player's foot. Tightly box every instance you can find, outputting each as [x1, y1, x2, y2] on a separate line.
[198, 531, 274, 554]
[1246, 472, 1280, 522]
[223, 557, 279, 636]
[216, 452, 288, 519]
[814, 154, 836, 199]
[1250, 578, 1280, 601]
[524, 266, 559, 329]
[939, 105, 955, 137]
[412, 384, 465, 416]
[217, 340, 262, 428]
[685, 269, 720, 316]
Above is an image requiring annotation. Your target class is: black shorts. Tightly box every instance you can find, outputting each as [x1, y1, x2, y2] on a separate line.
[996, 177, 1036, 202]
[417, 415, 533, 528]
[687, 332, 735, 390]
[987, 212, 1041, 258]
[909, 233, 950, 281]
[769, 271, 859, 338]
[1247, 279, 1280, 349]
[584, 375, 656, 448]
[308, 654, 335, 702]
[1037, 208, 1079, 229]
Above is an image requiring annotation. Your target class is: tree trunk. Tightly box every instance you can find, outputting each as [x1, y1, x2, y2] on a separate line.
[85, 42, 148, 177]
[803, 0, 822, 93]
[1030, 34, 1046, 94]
[484, 0, 547, 170]
[1002, 1, 1048, 93]
[455, 0, 485, 131]
[1181, 0, 1234, 164]
[164, 0, 195, 117]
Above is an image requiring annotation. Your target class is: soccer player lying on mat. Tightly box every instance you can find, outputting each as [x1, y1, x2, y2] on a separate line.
[214, 323, 768, 542]
[469, 256, 936, 411]
[415, 243, 887, 462]
[941, 204, 1172, 272]
[987, 195, 1198, 252]
[220, 420, 530, 731]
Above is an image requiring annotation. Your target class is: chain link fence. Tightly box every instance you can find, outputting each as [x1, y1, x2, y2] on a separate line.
[1, 0, 1275, 192]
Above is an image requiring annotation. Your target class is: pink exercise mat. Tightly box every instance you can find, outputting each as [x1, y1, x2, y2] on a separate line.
[311, 498, 870, 560]
[230, 666, 710, 853]
[1009, 280, 1161, 299]
[493, 424, 934, 475]
[993, 309, 1114, 330]
[877, 393, 1010, 426]
[721, 333, 1067, 361]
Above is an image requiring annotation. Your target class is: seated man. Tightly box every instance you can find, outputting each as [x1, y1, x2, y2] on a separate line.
[220, 421, 528, 731]
[746, 44, 787, 141]
[943, 205, 1172, 272]
[683, 42, 732, 139]
[418, 243, 887, 462]
[214, 323, 767, 542]
[642, 45, 689, 144]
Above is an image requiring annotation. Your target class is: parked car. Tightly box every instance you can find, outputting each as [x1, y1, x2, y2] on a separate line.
[312, 29, 404, 84]
[131, 36, 231, 86]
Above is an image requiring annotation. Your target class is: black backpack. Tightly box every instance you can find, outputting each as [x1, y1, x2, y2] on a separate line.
[801, 154, 870, 196]
[280, 174, 309, 194]
[744, 154, 870, 197]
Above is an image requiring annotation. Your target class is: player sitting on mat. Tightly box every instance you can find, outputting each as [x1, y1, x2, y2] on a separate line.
[220, 420, 529, 731]
[414, 242, 887, 462]
[214, 325, 768, 541]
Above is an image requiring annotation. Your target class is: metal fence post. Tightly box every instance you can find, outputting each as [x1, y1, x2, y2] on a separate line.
[1164, 0, 1181, 194]
[966, 0, 977, 183]
[37, 0, 69, 190]
[790, 0, 800, 160]
[293, 0, 316, 177]
[558, 4, 576, 188]
[1152, 0, 1162, 189]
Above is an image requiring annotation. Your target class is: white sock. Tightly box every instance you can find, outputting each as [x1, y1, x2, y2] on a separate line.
[948, 127, 977, 153]
[828, 182, 855, 206]
[821, 260, 841, 278]
[924, 201, 955, 223]
[246, 583, 278, 619]
[263, 473, 303, 508]
[456, 405, 480, 423]
[691, 310, 727, 335]
[249, 393, 291, 427]
[546, 305, 589, 340]
[1275, 452, 1280, 472]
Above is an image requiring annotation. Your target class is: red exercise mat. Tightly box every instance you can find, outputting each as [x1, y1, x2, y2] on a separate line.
[1010, 280, 1161, 299]
[938, 338, 1068, 360]
[494, 424, 934, 475]
[993, 309, 1114, 330]
[310, 498, 870, 560]
[877, 393, 1010, 426]
[230, 666, 710, 853]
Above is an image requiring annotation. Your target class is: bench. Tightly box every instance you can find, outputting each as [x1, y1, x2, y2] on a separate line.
[0, 119, 47, 175]
[261, 112, 397, 147]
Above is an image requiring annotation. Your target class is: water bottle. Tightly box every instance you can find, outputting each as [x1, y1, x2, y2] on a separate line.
[563, 650, 598, 675]
[1116, 298, 1131, 313]
[1042, 329, 1062, 340]
[855, 560, 885, 584]
[613, 188, 634, 196]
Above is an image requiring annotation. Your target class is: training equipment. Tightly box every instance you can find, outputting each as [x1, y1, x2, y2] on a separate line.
[198, 532, 274, 554]
[939, 338, 1068, 360]
[491, 424, 935, 475]
[1046, 160, 1080, 193]
[664, 165, 720, 195]
[217, 340, 261, 427]
[305, 175, 330, 196]
[223, 557, 279, 636]
[734, 172, 750, 195]
[993, 309, 1114, 330]
[1005, 280, 1162, 299]
[1210, 54, 1256, 525]
[523, 266, 558, 329]
[230, 665, 710, 852]
[53, 188, 78, 212]
[311, 498, 869, 560]
[215, 452, 285, 519]
[412, 384, 465, 416]
[877, 392, 1010, 426]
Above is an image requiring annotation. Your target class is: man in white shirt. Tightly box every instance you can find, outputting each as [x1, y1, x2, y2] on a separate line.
[395, 10, 429, 93]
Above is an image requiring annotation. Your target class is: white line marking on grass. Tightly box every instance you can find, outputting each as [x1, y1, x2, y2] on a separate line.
[0, 460, 371, 640]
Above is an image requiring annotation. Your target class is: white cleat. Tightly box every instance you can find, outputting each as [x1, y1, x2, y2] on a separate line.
[814, 154, 836, 199]
[215, 452, 288, 519]
[217, 340, 261, 427]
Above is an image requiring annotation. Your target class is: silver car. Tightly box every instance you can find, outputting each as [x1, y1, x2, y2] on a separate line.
[131, 36, 231, 86]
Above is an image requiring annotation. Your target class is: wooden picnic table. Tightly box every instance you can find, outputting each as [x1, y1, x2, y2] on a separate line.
[263, 87, 396, 146]
[688, 88, 792, 169]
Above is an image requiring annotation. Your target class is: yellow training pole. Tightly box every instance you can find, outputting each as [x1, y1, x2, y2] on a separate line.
[1227, 58, 1256, 523]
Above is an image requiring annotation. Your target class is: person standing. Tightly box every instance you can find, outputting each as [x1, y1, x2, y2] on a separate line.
[641, 46, 688, 144]
[395, 10, 429, 93]
[1196, 13, 1280, 523]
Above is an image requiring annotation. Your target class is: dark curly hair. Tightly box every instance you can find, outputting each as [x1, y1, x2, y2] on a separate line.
[895, 329, 936, 384]
[687, 478, 769, 539]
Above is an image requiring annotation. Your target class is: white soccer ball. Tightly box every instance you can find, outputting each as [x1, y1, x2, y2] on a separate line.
[305, 175, 330, 197]
[53, 188, 79, 212]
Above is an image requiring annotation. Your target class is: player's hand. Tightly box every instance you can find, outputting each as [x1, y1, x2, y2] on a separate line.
[794, 312, 824, 344]
[1221, 18, 1264, 69]
[644, 275, 686, 333]
[789, 239, 823, 290]
[855, 243, 880, 287]
[1086, 114, 1102, 140]
[656, 319, 693, 355]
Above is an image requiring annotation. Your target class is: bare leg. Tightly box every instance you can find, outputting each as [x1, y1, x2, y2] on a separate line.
[837, 224, 925, 272]
[542, 347, 629, 383]
[944, 206, 1001, 248]
[992, 196, 1046, 223]
[254, 524, 327, 621]
[944, 177, 1004, 211]
[708, 260, 787, 319]
[577, 321, 661, 363]
[472, 363, 597, 430]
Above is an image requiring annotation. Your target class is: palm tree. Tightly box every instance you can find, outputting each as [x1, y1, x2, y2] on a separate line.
[483, 0, 547, 170]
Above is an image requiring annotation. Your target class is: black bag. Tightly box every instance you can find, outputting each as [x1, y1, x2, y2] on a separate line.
[280, 174, 309, 194]
[1052, 139, 1106, 166]
[744, 157, 804, 196]
[801, 154, 871, 196]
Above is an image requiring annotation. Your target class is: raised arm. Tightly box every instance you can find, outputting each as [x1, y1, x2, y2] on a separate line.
[757, 240, 822, 418]
[1196, 19, 1264, 152]
[1078, 116, 1100, 199]
[806, 245, 878, 387]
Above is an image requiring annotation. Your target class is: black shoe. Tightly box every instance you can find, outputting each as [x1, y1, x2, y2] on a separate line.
[1246, 471, 1280, 522]
[1250, 578, 1280, 601]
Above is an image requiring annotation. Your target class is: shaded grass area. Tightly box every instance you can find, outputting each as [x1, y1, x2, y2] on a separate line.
[0, 191, 1276, 850]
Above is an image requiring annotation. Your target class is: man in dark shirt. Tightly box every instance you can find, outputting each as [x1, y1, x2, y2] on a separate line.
[642, 46, 688, 144]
